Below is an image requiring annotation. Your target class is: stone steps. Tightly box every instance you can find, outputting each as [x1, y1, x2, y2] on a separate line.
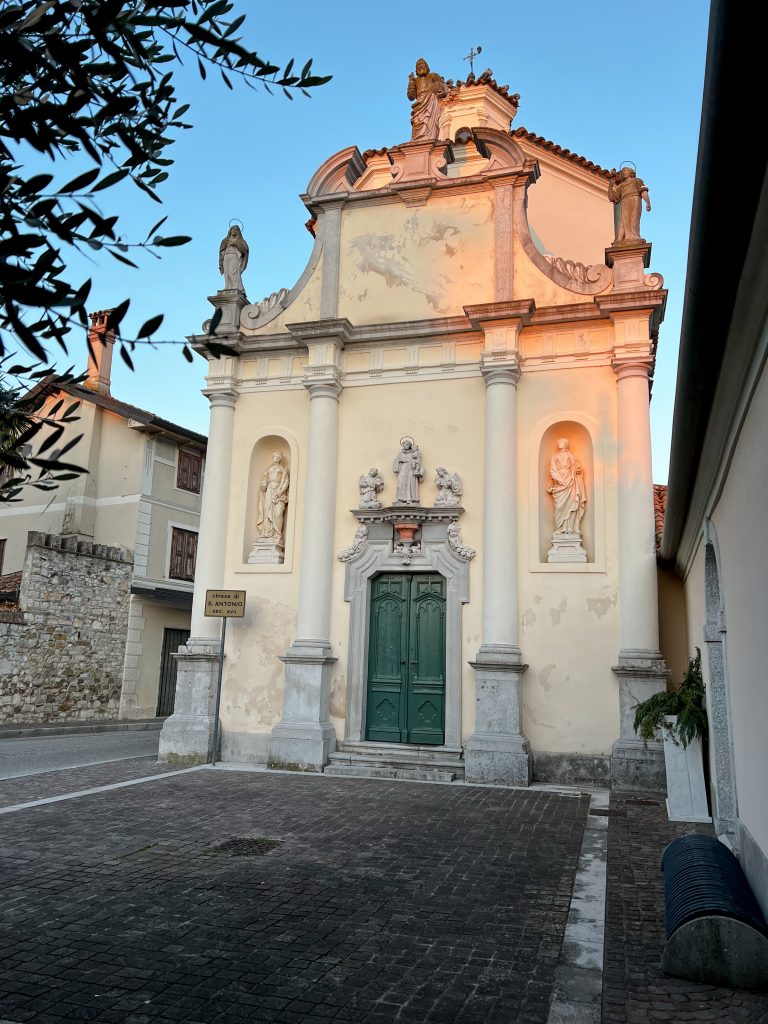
[324, 763, 457, 784]
[325, 743, 465, 783]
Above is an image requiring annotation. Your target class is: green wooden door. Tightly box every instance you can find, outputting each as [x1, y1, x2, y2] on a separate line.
[366, 573, 446, 745]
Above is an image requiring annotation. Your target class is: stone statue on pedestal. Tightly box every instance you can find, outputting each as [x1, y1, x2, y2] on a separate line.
[393, 437, 423, 505]
[434, 467, 462, 507]
[546, 437, 587, 563]
[219, 225, 249, 291]
[609, 168, 651, 245]
[407, 58, 448, 142]
[248, 452, 289, 564]
[358, 468, 384, 509]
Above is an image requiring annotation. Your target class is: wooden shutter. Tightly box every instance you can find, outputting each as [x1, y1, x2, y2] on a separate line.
[177, 450, 202, 493]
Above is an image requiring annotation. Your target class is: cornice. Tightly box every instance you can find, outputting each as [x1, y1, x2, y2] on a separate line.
[464, 299, 536, 329]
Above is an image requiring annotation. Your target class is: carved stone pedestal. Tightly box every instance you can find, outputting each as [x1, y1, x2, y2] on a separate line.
[611, 649, 671, 791]
[547, 531, 587, 563]
[206, 289, 248, 334]
[247, 537, 284, 565]
[267, 640, 337, 772]
[158, 641, 220, 764]
[465, 645, 531, 786]
[604, 241, 653, 293]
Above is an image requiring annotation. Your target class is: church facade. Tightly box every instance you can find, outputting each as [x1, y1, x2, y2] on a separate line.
[159, 66, 670, 789]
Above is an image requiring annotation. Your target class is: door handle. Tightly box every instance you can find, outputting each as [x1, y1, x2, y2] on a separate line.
[409, 660, 417, 665]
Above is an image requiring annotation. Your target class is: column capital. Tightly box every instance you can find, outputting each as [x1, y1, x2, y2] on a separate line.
[480, 359, 521, 387]
[304, 375, 343, 400]
[464, 299, 536, 330]
[611, 356, 653, 382]
[203, 388, 238, 409]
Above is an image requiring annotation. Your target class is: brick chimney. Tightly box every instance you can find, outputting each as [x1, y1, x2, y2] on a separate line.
[85, 309, 116, 395]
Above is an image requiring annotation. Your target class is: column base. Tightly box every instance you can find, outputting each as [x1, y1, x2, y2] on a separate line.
[465, 645, 531, 786]
[267, 640, 337, 772]
[611, 649, 670, 791]
[158, 639, 220, 765]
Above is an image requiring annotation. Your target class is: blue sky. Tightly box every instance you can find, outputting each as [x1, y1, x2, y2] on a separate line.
[51, 0, 709, 481]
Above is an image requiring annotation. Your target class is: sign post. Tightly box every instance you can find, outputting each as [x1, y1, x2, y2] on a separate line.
[204, 590, 246, 766]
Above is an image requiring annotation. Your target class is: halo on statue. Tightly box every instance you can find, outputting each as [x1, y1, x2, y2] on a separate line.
[619, 161, 637, 172]
[228, 217, 245, 231]
[400, 435, 415, 448]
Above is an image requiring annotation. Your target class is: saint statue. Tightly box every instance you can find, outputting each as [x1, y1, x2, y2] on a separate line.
[393, 437, 423, 504]
[434, 467, 463, 507]
[407, 58, 448, 143]
[609, 168, 651, 244]
[547, 438, 587, 535]
[218, 225, 249, 291]
[358, 467, 384, 509]
[256, 452, 290, 540]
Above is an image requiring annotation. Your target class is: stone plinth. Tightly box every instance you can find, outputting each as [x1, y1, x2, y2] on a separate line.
[605, 242, 651, 292]
[547, 531, 587, 563]
[611, 650, 671, 791]
[205, 289, 248, 334]
[267, 640, 337, 772]
[465, 645, 531, 786]
[158, 641, 221, 764]
[247, 537, 284, 565]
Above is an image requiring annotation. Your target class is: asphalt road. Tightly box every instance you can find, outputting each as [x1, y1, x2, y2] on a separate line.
[0, 729, 161, 780]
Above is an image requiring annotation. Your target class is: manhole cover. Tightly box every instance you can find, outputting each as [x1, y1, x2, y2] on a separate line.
[208, 837, 283, 857]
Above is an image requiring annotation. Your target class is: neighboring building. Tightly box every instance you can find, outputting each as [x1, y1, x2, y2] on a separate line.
[0, 313, 206, 721]
[160, 68, 671, 790]
[660, 1, 768, 915]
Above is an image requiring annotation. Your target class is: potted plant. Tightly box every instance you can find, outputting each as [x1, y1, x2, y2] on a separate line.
[633, 650, 710, 822]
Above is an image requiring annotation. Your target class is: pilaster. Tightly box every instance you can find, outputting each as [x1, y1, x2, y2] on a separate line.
[158, 383, 237, 764]
[268, 322, 347, 772]
[607, 309, 670, 790]
[463, 301, 534, 785]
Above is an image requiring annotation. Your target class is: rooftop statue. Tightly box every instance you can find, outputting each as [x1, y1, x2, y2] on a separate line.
[407, 58, 448, 143]
[218, 225, 249, 292]
[609, 168, 651, 245]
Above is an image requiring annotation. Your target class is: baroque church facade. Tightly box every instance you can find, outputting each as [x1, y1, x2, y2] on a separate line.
[160, 65, 673, 789]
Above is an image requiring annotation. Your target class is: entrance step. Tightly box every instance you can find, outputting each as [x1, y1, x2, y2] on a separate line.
[326, 742, 465, 782]
[324, 763, 457, 784]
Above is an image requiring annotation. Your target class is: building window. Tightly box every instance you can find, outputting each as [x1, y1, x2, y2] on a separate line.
[0, 539, 5, 576]
[169, 528, 198, 581]
[177, 449, 202, 493]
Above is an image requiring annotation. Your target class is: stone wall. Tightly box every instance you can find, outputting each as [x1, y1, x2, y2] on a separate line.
[0, 532, 133, 723]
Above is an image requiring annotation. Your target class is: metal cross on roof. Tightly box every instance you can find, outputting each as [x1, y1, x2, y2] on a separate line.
[463, 45, 482, 75]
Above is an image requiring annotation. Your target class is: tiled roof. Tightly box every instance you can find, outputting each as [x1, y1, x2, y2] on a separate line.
[653, 484, 668, 550]
[446, 69, 520, 104]
[512, 127, 616, 180]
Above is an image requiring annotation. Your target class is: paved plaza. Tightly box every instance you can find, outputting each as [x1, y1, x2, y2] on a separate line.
[0, 760, 766, 1024]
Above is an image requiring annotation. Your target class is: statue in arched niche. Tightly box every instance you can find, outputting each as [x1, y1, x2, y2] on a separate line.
[546, 437, 588, 563]
[248, 451, 289, 564]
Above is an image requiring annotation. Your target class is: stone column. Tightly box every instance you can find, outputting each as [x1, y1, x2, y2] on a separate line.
[159, 387, 237, 764]
[463, 302, 534, 785]
[610, 318, 669, 790]
[268, 326, 348, 771]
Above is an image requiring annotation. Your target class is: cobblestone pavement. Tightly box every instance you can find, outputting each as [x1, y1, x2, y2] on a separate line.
[0, 771, 588, 1024]
[603, 793, 768, 1023]
[0, 756, 180, 808]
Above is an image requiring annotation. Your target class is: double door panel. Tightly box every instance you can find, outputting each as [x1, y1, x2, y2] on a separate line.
[366, 573, 446, 745]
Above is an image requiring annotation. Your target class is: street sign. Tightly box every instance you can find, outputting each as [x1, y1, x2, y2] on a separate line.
[204, 589, 246, 768]
[204, 589, 246, 618]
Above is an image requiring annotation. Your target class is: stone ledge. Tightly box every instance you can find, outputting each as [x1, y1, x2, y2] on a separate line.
[26, 531, 133, 565]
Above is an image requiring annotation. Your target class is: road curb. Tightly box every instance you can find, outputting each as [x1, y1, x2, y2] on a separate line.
[0, 719, 165, 740]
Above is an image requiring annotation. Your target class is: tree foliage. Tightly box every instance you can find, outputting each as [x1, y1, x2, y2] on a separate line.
[0, 0, 330, 366]
[0, 0, 330, 499]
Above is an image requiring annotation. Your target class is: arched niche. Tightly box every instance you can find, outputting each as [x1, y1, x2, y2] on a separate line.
[240, 430, 298, 572]
[538, 421, 595, 563]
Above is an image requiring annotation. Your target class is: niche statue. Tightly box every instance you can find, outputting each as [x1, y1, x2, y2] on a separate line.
[248, 452, 290, 564]
[546, 437, 587, 563]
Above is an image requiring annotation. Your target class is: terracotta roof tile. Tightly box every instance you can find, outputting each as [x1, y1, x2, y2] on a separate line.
[512, 127, 616, 179]
[445, 69, 520, 104]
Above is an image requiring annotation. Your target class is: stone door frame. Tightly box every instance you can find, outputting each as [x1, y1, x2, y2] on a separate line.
[341, 521, 471, 750]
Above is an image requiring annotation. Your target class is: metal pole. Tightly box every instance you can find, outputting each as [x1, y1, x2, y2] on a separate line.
[211, 615, 227, 767]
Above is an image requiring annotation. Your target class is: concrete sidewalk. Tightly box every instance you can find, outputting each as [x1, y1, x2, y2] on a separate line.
[0, 718, 164, 740]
